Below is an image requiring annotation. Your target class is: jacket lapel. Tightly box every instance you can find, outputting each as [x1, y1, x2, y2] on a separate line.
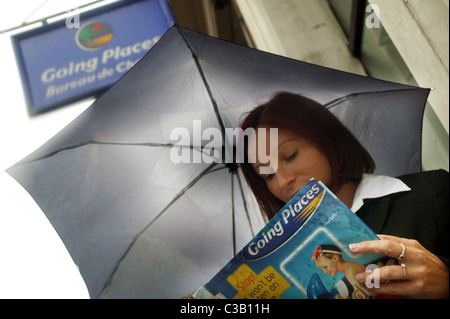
[356, 196, 391, 234]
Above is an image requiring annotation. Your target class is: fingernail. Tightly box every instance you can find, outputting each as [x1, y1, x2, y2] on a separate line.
[355, 273, 364, 282]
[349, 243, 358, 251]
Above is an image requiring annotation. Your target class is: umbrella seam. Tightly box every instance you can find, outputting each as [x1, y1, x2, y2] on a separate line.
[175, 26, 227, 140]
[231, 172, 236, 257]
[236, 172, 257, 238]
[99, 162, 218, 297]
[11, 140, 204, 167]
[324, 87, 429, 109]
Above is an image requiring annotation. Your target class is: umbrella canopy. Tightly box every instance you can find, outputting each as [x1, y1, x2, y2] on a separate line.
[7, 25, 429, 298]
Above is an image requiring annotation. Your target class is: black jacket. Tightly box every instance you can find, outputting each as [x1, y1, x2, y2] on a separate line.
[356, 169, 449, 265]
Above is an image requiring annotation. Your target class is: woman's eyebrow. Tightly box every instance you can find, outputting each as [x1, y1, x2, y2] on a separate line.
[277, 137, 299, 149]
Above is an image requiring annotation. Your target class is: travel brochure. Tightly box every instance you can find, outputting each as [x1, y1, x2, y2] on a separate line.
[190, 179, 395, 299]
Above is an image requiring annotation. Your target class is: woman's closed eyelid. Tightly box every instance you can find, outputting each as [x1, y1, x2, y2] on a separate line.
[285, 150, 298, 161]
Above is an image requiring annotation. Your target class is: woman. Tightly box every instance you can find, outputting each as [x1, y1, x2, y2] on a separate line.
[239, 92, 449, 299]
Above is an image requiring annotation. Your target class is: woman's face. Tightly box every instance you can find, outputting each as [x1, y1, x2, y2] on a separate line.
[250, 126, 332, 204]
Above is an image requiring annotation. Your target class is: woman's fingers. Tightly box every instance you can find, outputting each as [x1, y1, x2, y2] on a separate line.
[350, 235, 449, 298]
[363, 275, 417, 297]
[356, 263, 408, 283]
[349, 237, 406, 260]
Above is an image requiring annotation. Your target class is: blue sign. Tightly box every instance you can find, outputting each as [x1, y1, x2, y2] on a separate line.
[12, 0, 175, 115]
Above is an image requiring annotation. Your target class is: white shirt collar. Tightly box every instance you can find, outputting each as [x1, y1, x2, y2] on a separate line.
[350, 174, 411, 213]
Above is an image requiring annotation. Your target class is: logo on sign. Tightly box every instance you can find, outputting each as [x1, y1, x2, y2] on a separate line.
[75, 21, 113, 51]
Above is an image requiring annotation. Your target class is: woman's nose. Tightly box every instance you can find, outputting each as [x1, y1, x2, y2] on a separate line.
[276, 168, 295, 188]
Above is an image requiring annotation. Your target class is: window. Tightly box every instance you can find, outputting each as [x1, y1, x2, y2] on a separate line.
[329, 0, 449, 171]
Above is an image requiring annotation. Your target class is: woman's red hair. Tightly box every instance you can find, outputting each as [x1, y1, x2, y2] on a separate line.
[239, 92, 375, 220]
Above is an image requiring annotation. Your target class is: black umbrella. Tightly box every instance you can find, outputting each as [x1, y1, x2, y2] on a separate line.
[7, 25, 429, 298]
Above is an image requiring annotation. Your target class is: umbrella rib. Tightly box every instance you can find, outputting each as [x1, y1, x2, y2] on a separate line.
[16, 140, 201, 165]
[176, 26, 227, 139]
[231, 172, 237, 257]
[324, 87, 426, 109]
[101, 162, 218, 293]
[235, 172, 257, 237]
[135, 162, 218, 236]
[324, 94, 358, 109]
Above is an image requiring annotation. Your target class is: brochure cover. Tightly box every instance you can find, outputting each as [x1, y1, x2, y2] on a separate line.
[190, 179, 395, 299]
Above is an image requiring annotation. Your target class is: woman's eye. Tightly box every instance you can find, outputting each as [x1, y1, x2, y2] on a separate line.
[264, 174, 274, 181]
[285, 151, 298, 162]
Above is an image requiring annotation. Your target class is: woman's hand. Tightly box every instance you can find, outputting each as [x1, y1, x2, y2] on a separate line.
[349, 234, 449, 299]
